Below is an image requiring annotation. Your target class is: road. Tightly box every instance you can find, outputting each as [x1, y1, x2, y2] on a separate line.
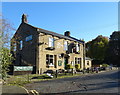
[25, 69, 120, 94]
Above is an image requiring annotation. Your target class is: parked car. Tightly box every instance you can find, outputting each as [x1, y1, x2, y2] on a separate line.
[44, 70, 55, 74]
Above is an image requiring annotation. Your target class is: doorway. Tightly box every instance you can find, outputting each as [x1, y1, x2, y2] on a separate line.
[54, 55, 57, 68]
[64, 57, 68, 69]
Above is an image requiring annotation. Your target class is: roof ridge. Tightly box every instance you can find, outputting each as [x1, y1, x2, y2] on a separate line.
[25, 23, 85, 43]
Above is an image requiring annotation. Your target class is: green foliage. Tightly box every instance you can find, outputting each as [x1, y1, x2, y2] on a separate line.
[86, 35, 109, 61]
[106, 31, 120, 66]
[66, 64, 74, 69]
[75, 64, 80, 69]
[0, 16, 15, 80]
[102, 64, 109, 67]
[0, 48, 14, 80]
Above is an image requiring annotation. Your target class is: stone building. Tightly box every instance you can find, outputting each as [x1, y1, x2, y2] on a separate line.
[85, 57, 92, 69]
[11, 14, 86, 74]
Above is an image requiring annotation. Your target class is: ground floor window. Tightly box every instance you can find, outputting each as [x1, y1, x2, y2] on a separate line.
[46, 54, 54, 67]
[75, 57, 82, 68]
[75, 57, 81, 64]
[87, 61, 89, 65]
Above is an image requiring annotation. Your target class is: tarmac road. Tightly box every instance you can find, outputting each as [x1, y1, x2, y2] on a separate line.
[25, 69, 120, 94]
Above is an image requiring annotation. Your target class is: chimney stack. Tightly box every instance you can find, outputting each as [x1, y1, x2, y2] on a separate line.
[22, 14, 28, 23]
[64, 31, 70, 37]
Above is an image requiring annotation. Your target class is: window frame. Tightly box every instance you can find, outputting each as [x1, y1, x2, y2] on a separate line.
[20, 40, 23, 50]
[64, 41, 68, 51]
[75, 57, 81, 64]
[48, 37, 54, 47]
[25, 35, 33, 42]
[46, 54, 54, 67]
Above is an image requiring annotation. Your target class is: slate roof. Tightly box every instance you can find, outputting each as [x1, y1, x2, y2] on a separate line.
[27, 23, 85, 44]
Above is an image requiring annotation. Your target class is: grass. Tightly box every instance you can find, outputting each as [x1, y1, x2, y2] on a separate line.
[5, 71, 95, 86]
[5, 74, 55, 86]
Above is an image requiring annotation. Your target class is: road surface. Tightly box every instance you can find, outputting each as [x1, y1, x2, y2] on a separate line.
[25, 69, 120, 94]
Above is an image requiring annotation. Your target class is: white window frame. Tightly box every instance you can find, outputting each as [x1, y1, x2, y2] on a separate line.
[49, 37, 54, 47]
[76, 43, 80, 52]
[64, 41, 68, 51]
[75, 57, 81, 64]
[46, 54, 54, 67]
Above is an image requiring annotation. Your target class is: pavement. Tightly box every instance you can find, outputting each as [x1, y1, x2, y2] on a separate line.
[2, 85, 29, 95]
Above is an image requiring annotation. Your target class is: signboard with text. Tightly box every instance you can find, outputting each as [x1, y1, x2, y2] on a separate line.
[14, 66, 33, 71]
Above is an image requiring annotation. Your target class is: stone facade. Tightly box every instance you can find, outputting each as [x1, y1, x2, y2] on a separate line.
[85, 57, 92, 69]
[11, 14, 86, 74]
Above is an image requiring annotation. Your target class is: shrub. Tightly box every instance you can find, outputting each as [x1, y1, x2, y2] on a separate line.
[66, 64, 74, 69]
[75, 64, 80, 69]
[102, 64, 109, 67]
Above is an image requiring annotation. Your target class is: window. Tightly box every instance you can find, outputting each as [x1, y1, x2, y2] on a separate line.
[75, 57, 77, 64]
[75, 57, 81, 64]
[76, 44, 80, 52]
[49, 37, 54, 47]
[20, 40, 23, 50]
[46, 54, 54, 67]
[25, 35, 33, 41]
[87, 61, 89, 65]
[78, 58, 81, 64]
[64, 41, 68, 51]
[13, 42, 17, 51]
[73, 43, 80, 53]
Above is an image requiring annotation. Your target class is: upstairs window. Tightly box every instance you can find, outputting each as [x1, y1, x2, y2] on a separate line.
[13, 42, 17, 51]
[25, 35, 33, 42]
[49, 37, 54, 47]
[76, 44, 80, 52]
[20, 40, 23, 50]
[73, 43, 80, 53]
[64, 41, 68, 51]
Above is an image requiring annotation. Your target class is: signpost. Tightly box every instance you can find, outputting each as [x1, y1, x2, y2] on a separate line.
[14, 66, 33, 82]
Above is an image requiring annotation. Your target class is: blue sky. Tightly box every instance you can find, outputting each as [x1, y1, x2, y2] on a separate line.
[2, 2, 118, 42]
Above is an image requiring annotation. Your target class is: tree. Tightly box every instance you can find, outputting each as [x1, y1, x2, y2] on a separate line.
[86, 35, 109, 64]
[0, 15, 14, 80]
[106, 31, 120, 66]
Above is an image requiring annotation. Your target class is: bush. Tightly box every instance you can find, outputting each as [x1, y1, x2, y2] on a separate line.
[66, 64, 74, 69]
[102, 64, 109, 67]
[75, 64, 80, 69]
